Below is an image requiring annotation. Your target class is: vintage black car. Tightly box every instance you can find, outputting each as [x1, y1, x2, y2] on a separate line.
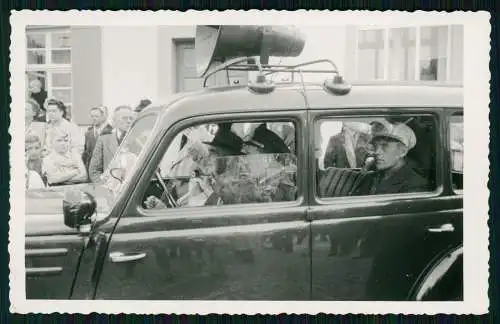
[25, 26, 463, 301]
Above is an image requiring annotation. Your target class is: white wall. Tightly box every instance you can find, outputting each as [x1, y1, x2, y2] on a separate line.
[101, 26, 160, 113]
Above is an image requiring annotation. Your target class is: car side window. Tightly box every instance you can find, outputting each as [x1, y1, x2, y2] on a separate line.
[142, 120, 298, 210]
[315, 115, 437, 198]
[450, 112, 463, 191]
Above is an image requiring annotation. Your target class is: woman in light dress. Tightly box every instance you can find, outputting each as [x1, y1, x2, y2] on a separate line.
[44, 99, 84, 156]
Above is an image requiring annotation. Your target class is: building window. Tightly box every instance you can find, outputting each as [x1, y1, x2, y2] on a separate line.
[26, 28, 73, 119]
[354, 25, 463, 83]
[356, 29, 385, 80]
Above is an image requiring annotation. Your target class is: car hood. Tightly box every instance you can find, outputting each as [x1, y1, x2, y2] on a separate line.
[26, 182, 115, 215]
[26, 183, 117, 236]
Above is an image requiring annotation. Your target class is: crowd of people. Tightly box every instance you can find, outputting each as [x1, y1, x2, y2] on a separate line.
[24, 86, 151, 190]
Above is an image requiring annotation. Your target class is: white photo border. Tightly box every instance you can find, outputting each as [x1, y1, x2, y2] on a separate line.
[9, 10, 491, 315]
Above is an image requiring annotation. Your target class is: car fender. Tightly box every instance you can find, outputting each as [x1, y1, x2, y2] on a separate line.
[408, 244, 463, 301]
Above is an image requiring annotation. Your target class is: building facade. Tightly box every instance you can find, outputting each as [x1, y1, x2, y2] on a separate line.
[26, 25, 463, 126]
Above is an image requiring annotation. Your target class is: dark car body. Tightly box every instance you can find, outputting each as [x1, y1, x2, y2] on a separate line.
[25, 82, 463, 301]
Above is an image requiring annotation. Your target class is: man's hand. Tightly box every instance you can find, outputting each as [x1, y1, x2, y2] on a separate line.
[144, 196, 167, 209]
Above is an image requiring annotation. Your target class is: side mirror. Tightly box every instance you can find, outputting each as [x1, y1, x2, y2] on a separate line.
[63, 189, 97, 234]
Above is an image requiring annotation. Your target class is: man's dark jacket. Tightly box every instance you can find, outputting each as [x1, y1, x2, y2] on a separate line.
[351, 162, 429, 196]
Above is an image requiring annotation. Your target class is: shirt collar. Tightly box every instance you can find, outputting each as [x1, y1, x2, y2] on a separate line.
[95, 123, 107, 134]
[115, 129, 123, 139]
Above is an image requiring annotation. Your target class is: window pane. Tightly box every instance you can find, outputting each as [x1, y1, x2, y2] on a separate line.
[450, 113, 463, 190]
[359, 30, 382, 44]
[388, 27, 416, 81]
[315, 116, 436, 198]
[51, 33, 71, 48]
[357, 49, 384, 80]
[27, 34, 45, 49]
[420, 26, 448, 81]
[102, 115, 159, 196]
[450, 25, 464, 84]
[143, 121, 298, 210]
[27, 50, 46, 64]
[52, 89, 72, 103]
[51, 49, 71, 64]
[26, 70, 47, 89]
[51, 72, 71, 87]
[357, 29, 385, 80]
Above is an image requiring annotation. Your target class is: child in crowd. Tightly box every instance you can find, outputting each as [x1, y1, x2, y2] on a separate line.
[25, 134, 44, 179]
[42, 134, 88, 186]
[25, 136, 45, 190]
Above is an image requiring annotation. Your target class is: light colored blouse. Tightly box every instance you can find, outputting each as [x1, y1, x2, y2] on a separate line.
[25, 168, 45, 190]
[45, 119, 84, 155]
[42, 150, 87, 185]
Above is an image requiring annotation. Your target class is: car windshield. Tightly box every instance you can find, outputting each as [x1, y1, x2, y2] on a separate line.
[100, 113, 158, 197]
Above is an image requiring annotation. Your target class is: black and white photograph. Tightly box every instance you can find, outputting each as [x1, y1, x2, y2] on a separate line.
[9, 11, 490, 314]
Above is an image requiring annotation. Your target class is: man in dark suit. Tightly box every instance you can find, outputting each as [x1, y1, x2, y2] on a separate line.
[323, 122, 371, 169]
[89, 105, 135, 183]
[82, 106, 113, 172]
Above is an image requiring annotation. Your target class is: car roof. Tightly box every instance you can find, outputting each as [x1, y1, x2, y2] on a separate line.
[143, 82, 463, 122]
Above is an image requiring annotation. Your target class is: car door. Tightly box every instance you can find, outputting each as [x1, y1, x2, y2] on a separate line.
[92, 112, 313, 300]
[25, 187, 88, 299]
[308, 109, 463, 301]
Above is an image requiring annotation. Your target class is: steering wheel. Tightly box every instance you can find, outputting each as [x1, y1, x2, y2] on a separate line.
[153, 168, 178, 208]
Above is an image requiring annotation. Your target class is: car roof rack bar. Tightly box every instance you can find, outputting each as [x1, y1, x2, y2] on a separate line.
[202, 57, 255, 87]
[202, 57, 341, 87]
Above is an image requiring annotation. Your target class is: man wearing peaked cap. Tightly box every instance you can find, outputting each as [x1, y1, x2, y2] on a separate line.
[351, 120, 429, 196]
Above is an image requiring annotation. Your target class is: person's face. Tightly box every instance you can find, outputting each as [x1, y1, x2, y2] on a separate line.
[26, 141, 41, 160]
[90, 109, 107, 127]
[46, 104, 63, 122]
[25, 102, 35, 122]
[372, 138, 408, 171]
[53, 137, 69, 154]
[113, 109, 135, 132]
[29, 79, 42, 94]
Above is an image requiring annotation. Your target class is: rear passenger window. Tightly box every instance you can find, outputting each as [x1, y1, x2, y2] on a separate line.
[315, 115, 437, 198]
[142, 120, 298, 210]
[450, 113, 463, 191]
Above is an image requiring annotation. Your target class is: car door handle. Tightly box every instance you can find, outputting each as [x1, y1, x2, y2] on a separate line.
[427, 223, 455, 233]
[109, 251, 147, 263]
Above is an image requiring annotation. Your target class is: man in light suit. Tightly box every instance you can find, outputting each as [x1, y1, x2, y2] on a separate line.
[89, 105, 135, 183]
[323, 122, 371, 169]
[82, 106, 113, 172]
